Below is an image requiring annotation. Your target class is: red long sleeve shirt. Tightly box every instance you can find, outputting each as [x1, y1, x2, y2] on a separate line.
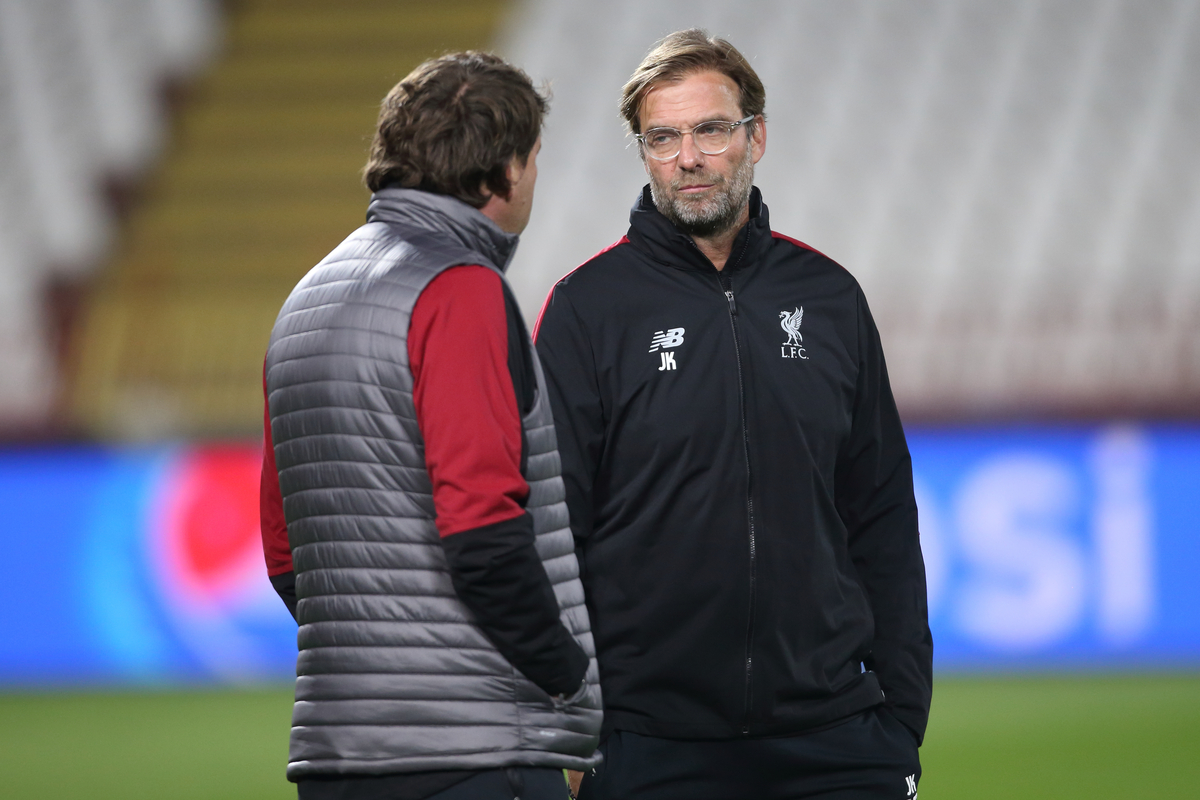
[259, 265, 530, 573]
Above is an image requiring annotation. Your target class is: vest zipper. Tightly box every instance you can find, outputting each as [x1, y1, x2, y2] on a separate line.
[718, 270, 756, 736]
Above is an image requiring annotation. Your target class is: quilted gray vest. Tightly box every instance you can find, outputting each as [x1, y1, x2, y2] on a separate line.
[265, 188, 602, 780]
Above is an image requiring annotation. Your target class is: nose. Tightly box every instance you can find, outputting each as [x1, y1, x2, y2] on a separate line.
[677, 131, 705, 169]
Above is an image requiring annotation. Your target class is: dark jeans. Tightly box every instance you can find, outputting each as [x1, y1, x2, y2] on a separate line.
[578, 708, 921, 800]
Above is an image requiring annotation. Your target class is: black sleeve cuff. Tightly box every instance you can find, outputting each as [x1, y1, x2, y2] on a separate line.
[269, 571, 298, 621]
[442, 512, 588, 697]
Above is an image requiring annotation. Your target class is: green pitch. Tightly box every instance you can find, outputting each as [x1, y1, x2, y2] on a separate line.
[0, 686, 295, 800]
[921, 674, 1200, 799]
[0, 675, 1197, 799]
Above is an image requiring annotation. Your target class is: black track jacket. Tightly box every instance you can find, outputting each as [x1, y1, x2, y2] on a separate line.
[534, 186, 932, 744]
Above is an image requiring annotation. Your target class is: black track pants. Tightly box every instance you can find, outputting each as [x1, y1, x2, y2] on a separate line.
[429, 767, 569, 800]
[299, 767, 568, 800]
[578, 708, 921, 800]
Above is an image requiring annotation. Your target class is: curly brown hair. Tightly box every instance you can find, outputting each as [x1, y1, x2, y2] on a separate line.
[363, 52, 548, 207]
[620, 29, 765, 136]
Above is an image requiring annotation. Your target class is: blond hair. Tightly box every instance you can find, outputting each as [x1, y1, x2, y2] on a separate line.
[620, 29, 765, 135]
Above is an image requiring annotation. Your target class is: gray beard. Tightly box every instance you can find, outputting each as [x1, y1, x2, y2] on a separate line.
[649, 146, 755, 238]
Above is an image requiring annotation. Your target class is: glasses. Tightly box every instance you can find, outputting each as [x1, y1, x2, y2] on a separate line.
[635, 115, 755, 161]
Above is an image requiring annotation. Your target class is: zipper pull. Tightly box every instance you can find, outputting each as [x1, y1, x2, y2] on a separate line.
[725, 290, 738, 316]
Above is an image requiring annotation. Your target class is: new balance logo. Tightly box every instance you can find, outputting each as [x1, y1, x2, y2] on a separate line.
[905, 773, 918, 798]
[650, 327, 683, 371]
[649, 327, 685, 351]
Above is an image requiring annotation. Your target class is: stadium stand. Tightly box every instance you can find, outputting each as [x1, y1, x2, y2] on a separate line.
[3, 0, 1196, 437]
[499, 0, 1200, 420]
[0, 0, 218, 432]
[65, 0, 506, 439]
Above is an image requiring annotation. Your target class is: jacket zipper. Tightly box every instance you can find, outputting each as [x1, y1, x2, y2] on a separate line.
[716, 261, 756, 736]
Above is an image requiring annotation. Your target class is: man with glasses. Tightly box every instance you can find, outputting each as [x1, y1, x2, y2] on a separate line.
[534, 30, 932, 799]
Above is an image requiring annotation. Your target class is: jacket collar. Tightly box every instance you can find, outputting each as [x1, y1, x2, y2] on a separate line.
[366, 188, 520, 272]
[626, 184, 772, 274]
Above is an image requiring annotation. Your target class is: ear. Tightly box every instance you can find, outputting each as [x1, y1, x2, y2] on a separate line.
[749, 115, 766, 164]
[503, 155, 523, 200]
[478, 156, 518, 228]
[479, 156, 519, 207]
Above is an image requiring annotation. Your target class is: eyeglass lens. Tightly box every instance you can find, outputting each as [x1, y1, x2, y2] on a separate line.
[644, 121, 737, 159]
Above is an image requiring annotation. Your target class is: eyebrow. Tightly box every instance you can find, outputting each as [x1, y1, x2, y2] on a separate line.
[644, 117, 738, 130]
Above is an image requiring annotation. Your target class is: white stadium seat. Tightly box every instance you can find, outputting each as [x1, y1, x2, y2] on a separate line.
[1, 0, 1196, 427]
[499, 0, 1200, 417]
[0, 0, 218, 428]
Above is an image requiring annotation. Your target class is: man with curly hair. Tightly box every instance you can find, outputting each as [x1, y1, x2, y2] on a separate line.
[260, 52, 602, 800]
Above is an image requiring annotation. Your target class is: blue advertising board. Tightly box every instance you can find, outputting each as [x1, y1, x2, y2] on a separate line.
[913, 424, 1200, 669]
[0, 444, 297, 685]
[0, 425, 1197, 686]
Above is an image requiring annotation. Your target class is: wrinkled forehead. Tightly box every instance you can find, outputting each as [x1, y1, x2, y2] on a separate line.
[639, 69, 742, 130]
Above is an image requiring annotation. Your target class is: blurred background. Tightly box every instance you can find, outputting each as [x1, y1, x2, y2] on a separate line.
[0, 0, 1197, 797]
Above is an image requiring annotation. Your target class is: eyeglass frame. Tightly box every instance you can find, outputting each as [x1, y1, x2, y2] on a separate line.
[634, 115, 757, 161]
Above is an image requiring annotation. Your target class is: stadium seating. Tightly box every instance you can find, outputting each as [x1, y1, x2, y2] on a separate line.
[499, 0, 1200, 419]
[4, 0, 1197, 436]
[65, 0, 507, 438]
[0, 0, 217, 430]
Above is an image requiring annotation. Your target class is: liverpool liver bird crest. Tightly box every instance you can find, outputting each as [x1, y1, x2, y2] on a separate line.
[780, 307, 804, 346]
